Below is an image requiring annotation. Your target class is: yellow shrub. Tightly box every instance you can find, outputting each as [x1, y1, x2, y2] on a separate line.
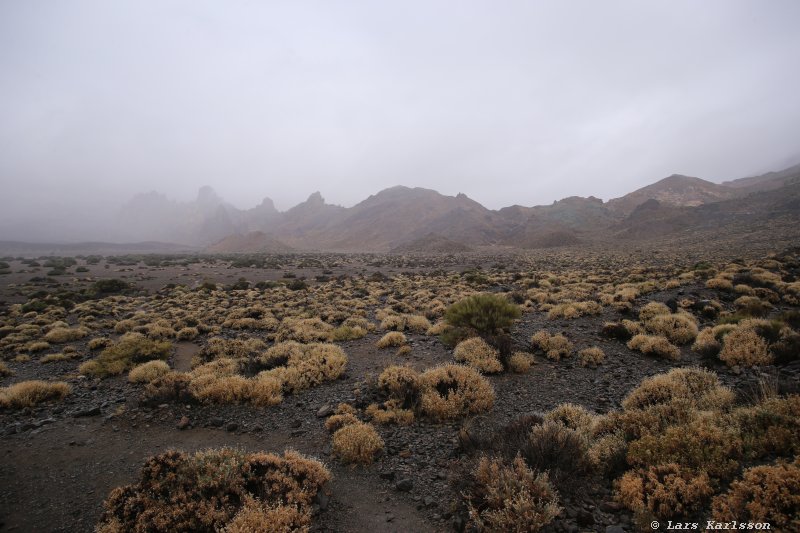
[464, 455, 561, 532]
[711, 459, 800, 529]
[719, 326, 772, 367]
[578, 347, 605, 367]
[332, 422, 384, 464]
[453, 337, 503, 373]
[376, 331, 406, 349]
[617, 463, 714, 520]
[643, 313, 698, 345]
[627, 334, 680, 360]
[44, 326, 89, 343]
[419, 364, 495, 420]
[508, 352, 533, 373]
[128, 360, 171, 383]
[0, 380, 71, 409]
[531, 330, 573, 360]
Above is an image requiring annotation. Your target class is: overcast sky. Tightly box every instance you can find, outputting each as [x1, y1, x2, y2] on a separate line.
[2, 0, 800, 220]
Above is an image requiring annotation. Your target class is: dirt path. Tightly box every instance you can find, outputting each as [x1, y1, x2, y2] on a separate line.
[0, 417, 436, 532]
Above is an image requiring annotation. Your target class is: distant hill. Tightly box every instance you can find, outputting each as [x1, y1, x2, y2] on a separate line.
[0, 240, 198, 256]
[34, 161, 791, 252]
[206, 232, 293, 253]
[391, 233, 472, 253]
[606, 175, 736, 215]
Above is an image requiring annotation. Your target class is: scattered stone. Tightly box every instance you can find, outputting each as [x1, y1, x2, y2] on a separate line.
[395, 478, 413, 492]
[226, 422, 238, 432]
[290, 419, 302, 428]
[606, 526, 626, 533]
[209, 417, 224, 427]
[177, 416, 190, 430]
[577, 509, 595, 526]
[380, 471, 396, 481]
[74, 406, 101, 417]
[316, 404, 334, 418]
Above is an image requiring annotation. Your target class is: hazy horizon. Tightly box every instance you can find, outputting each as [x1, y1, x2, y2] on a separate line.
[2, 0, 800, 241]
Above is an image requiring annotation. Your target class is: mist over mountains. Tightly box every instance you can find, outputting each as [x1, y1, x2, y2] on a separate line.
[4, 163, 800, 253]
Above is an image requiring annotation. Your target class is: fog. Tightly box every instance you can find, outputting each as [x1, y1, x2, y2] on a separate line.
[1, 1, 800, 242]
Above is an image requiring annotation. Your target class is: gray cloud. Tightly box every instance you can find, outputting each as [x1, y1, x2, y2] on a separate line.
[1, 0, 799, 239]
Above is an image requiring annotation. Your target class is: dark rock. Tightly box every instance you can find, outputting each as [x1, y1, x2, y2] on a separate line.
[577, 509, 595, 526]
[395, 478, 413, 492]
[600, 501, 622, 513]
[290, 429, 306, 437]
[316, 404, 334, 418]
[315, 492, 329, 511]
[290, 419, 302, 429]
[209, 417, 224, 427]
[226, 422, 238, 432]
[380, 471, 396, 481]
[74, 406, 101, 417]
[177, 416, 190, 430]
[606, 526, 626, 533]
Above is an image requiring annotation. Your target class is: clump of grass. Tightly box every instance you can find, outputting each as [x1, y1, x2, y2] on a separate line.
[96, 448, 330, 532]
[530, 330, 573, 360]
[453, 337, 503, 373]
[711, 459, 800, 529]
[459, 455, 561, 532]
[718, 323, 772, 367]
[376, 331, 406, 349]
[331, 421, 384, 464]
[365, 400, 415, 425]
[508, 352, 533, 373]
[257, 342, 347, 394]
[79, 332, 172, 377]
[419, 364, 495, 421]
[617, 463, 714, 523]
[627, 334, 680, 360]
[128, 360, 171, 383]
[0, 380, 71, 409]
[578, 347, 605, 367]
[44, 326, 89, 344]
[0, 362, 12, 378]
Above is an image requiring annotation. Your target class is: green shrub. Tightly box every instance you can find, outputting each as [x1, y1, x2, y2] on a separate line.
[445, 293, 521, 337]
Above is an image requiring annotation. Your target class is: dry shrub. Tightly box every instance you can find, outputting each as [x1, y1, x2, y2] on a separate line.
[200, 337, 266, 361]
[258, 342, 347, 394]
[128, 360, 171, 383]
[719, 325, 772, 367]
[96, 448, 330, 532]
[88, 337, 111, 350]
[324, 413, 360, 433]
[638, 302, 671, 322]
[380, 314, 406, 331]
[376, 365, 421, 411]
[522, 420, 593, 490]
[508, 352, 533, 373]
[221, 496, 309, 533]
[643, 313, 698, 345]
[275, 317, 333, 343]
[621, 367, 734, 413]
[376, 331, 406, 349]
[0, 362, 11, 378]
[190, 371, 283, 407]
[44, 326, 89, 343]
[626, 416, 743, 480]
[601, 320, 643, 340]
[706, 277, 733, 291]
[40, 352, 77, 363]
[395, 344, 412, 356]
[176, 327, 199, 341]
[530, 330, 573, 360]
[627, 334, 680, 360]
[547, 301, 602, 319]
[544, 403, 597, 436]
[461, 455, 560, 532]
[329, 325, 367, 341]
[26, 341, 50, 353]
[453, 337, 503, 373]
[578, 347, 605, 367]
[0, 380, 71, 409]
[331, 422, 384, 464]
[731, 395, 800, 460]
[692, 324, 736, 358]
[143, 372, 195, 405]
[419, 364, 495, 420]
[365, 400, 415, 425]
[405, 314, 432, 333]
[711, 459, 800, 530]
[79, 332, 172, 377]
[588, 432, 628, 475]
[426, 321, 450, 336]
[617, 463, 714, 520]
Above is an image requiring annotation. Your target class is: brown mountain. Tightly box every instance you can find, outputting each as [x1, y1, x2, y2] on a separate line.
[391, 233, 473, 253]
[606, 175, 736, 215]
[111, 163, 800, 252]
[205, 231, 293, 253]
